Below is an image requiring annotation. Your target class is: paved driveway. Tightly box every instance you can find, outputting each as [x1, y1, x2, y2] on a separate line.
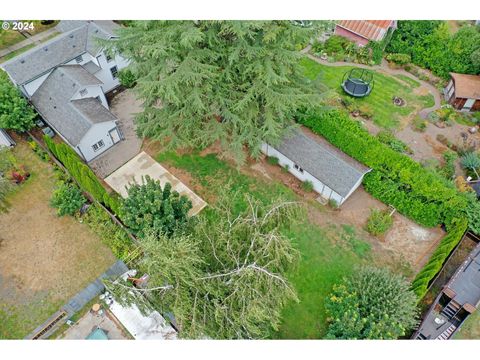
[104, 151, 207, 216]
[89, 89, 143, 179]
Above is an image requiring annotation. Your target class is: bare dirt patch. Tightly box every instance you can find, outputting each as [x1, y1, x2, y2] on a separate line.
[248, 155, 445, 276]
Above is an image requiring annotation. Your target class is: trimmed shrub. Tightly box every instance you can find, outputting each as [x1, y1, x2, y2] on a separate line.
[297, 109, 468, 227]
[385, 53, 411, 65]
[411, 218, 468, 299]
[376, 130, 412, 154]
[44, 136, 123, 217]
[118, 69, 136, 88]
[366, 208, 393, 236]
[266, 156, 279, 166]
[50, 181, 86, 216]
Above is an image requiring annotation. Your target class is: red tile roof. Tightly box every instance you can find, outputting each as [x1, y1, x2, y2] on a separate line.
[451, 73, 480, 99]
[336, 20, 395, 41]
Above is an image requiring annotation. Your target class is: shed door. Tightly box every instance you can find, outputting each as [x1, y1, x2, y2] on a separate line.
[110, 128, 121, 143]
[463, 99, 475, 111]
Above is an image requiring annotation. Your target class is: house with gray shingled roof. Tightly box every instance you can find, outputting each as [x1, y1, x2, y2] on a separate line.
[261, 129, 371, 206]
[0, 20, 129, 162]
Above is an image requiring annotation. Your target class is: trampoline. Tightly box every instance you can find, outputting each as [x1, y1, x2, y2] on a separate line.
[341, 68, 374, 98]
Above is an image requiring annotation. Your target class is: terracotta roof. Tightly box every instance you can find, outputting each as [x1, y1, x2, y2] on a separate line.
[336, 20, 395, 41]
[451, 73, 480, 99]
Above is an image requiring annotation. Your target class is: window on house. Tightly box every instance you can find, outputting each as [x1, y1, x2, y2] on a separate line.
[293, 164, 304, 173]
[75, 54, 83, 63]
[79, 88, 88, 96]
[110, 66, 118, 79]
[106, 53, 112, 62]
[92, 140, 105, 152]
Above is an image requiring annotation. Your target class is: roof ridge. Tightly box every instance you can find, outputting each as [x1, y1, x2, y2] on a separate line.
[295, 130, 365, 175]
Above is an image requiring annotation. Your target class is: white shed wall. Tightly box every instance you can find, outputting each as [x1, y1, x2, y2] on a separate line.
[261, 143, 346, 205]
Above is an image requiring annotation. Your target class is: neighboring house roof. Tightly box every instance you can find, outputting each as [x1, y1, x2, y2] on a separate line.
[1, 20, 120, 86]
[336, 20, 395, 41]
[31, 65, 117, 146]
[272, 129, 370, 198]
[450, 73, 480, 99]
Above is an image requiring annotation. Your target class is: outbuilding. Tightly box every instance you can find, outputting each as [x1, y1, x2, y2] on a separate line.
[334, 20, 396, 47]
[445, 73, 480, 112]
[0, 129, 15, 147]
[261, 129, 371, 206]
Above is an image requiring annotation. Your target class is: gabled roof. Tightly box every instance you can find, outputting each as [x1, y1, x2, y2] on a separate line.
[451, 73, 480, 99]
[31, 65, 117, 146]
[336, 20, 395, 41]
[272, 129, 370, 198]
[1, 21, 120, 85]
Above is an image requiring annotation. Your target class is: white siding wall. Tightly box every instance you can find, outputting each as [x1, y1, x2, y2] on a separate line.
[70, 84, 109, 108]
[77, 121, 119, 162]
[261, 143, 346, 205]
[93, 52, 129, 93]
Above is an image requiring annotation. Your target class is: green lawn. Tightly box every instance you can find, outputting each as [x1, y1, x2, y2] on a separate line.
[156, 150, 370, 338]
[0, 21, 59, 49]
[301, 58, 434, 129]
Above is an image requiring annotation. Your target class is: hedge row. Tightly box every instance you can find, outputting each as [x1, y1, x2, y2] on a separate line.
[410, 218, 468, 299]
[44, 136, 123, 216]
[297, 110, 468, 227]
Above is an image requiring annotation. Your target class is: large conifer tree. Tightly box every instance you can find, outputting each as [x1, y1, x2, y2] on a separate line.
[109, 21, 321, 163]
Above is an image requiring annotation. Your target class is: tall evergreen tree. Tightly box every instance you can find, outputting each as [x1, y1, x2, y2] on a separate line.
[108, 21, 322, 163]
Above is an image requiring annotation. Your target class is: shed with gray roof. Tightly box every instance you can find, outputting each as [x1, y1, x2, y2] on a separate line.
[261, 129, 370, 206]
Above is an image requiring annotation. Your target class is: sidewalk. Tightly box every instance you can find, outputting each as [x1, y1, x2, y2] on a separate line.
[0, 27, 59, 58]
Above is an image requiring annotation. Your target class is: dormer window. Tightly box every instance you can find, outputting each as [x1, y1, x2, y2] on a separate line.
[79, 88, 87, 96]
[106, 53, 112, 62]
[75, 55, 83, 63]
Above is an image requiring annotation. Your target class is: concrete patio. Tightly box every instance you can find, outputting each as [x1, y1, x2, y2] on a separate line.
[89, 89, 143, 179]
[104, 151, 207, 216]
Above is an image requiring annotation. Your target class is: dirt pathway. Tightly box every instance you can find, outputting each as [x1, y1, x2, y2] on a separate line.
[303, 50, 442, 119]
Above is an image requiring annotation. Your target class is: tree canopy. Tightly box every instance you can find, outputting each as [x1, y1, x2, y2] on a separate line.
[106, 194, 300, 339]
[325, 266, 418, 339]
[108, 21, 322, 163]
[0, 72, 36, 132]
[122, 176, 192, 237]
[387, 21, 480, 78]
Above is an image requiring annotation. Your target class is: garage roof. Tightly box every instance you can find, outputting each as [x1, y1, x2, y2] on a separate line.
[451, 73, 480, 99]
[272, 129, 371, 198]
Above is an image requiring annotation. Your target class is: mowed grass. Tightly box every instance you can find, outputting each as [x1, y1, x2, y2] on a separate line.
[0, 21, 59, 49]
[156, 150, 369, 338]
[301, 57, 434, 129]
[0, 141, 115, 339]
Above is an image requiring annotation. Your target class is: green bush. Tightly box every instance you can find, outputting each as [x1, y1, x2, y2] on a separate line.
[324, 35, 351, 54]
[301, 180, 314, 192]
[266, 156, 279, 165]
[376, 130, 412, 154]
[412, 116, 427, 132]
[385, 53, 411, 65]
[43, 136, 123, 217]
[122, 175, 192, 237]
[82, 204, 136, 261]
[325, 266, 418, 339]
[50, 181, 86, 216]
[297, 109, 468, 227]
[411, 218, 468, 299]
[118, 69, 136, 88]
[366, 208, 393, 236]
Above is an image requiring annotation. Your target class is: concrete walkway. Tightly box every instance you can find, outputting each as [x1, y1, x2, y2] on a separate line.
[0, 27, 59, 58]
[303, 47, 442, 119]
